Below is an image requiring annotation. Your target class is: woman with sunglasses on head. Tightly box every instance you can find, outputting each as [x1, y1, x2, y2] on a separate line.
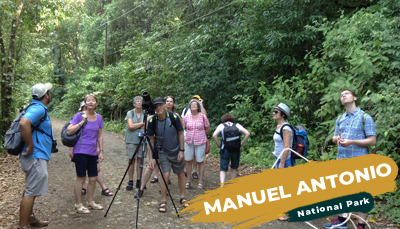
[67, 94, 104, 214]
[69, 101, 113, 197]
[183, 99, 210, 189]
[272, 103, 294, 221]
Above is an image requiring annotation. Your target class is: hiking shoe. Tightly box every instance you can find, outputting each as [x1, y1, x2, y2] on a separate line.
[323, 218, 348, 229]
[29, 213, 49, 227]
[126, 181, 133, 190]
[134, 190, 144, 199]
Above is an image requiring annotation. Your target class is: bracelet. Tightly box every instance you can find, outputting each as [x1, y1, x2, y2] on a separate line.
[99, 150, 103, 152]
[180, 149, 185, 151]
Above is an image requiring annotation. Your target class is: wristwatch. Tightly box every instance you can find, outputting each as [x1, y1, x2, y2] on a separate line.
[180, 149, 185, 151]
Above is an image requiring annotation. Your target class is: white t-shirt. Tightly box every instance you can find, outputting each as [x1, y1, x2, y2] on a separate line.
[273, 122, 294, 159]
[216, 122, 243, 149]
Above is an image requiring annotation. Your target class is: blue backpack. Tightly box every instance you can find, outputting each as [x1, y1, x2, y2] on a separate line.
[277, 124, 309, 160]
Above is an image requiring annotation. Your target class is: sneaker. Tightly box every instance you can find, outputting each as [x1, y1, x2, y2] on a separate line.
[150, 177, 158, 183]
[323, 218, 348, 229]
[126, 181, 133, 190]
[28, 213, 49, 227]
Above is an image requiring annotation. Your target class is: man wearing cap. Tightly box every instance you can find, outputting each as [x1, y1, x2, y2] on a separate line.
[135, 97, 189, 212]
[323, 88, 376, 229]
[18, 83, 53, 228]
[181, 95, 207, 179]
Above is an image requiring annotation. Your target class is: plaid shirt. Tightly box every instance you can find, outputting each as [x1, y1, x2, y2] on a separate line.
[334, 107, 376, 159]
[183, 113, 210, 145]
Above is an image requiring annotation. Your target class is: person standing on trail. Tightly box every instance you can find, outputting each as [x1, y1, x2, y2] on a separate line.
[323, 88, 376, 229]
[69, 101, 113, 197]
[67, 94, 105, 214]
[181, 95, 207, 180]
[124, 96, 147, 191]
[212, 113, 250, 187]
[134, 97, 189, 213]
[272, 102, 294, 222]
[183, 99, 210, 189]
[18, 83, 53, 228]
[151, 96, 181, 184]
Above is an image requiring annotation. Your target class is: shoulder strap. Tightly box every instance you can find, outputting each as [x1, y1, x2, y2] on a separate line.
[184, 107, 190, 116]
[362, 112, 368, 137]
[279, 123, 296, 147]
[222, 123, 228, 128]
[150, 115, 157, 134]
[167, 111, 178, 131]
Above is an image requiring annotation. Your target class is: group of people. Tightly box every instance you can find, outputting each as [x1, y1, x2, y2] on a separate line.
[17, 82, 375, 229]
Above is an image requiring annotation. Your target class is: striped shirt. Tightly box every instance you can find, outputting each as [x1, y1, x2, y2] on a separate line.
[334, 107, 376, 159]
[183, 113, 210, 145]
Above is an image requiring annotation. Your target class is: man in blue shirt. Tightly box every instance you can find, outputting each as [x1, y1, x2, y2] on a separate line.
[324, 88, 376, 229]
[18, 83, 53, 229]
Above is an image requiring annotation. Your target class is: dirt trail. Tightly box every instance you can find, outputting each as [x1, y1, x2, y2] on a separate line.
[1, 118, 385, 229]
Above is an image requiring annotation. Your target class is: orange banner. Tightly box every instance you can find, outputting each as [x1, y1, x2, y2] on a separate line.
[180, 154, 398, 228]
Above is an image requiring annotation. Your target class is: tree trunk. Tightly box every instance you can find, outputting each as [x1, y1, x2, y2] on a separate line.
[0, 0, 24, 136]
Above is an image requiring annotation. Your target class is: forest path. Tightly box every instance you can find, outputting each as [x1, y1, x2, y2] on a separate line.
[1, 117, 381, 229]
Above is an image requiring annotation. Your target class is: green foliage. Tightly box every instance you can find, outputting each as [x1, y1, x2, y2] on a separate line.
[370, 180, 400, 224]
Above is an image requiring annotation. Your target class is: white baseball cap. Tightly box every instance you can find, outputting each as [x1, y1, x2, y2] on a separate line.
[31, 83, 53, 98]
[78, 101, 85, 111]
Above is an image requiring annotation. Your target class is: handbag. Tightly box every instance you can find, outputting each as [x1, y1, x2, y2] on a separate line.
[203, 115, 210, 154]
[61, 112, 86, 148]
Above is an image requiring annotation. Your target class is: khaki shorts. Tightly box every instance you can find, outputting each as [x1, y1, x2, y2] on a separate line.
[159, 152, 185, 175]
[184, 142, 206, 162]
[20, 156, 48, 197]
[126, 143, 147, 160]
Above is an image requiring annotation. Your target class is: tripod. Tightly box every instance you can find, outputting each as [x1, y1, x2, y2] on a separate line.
[104, 110, 180, 228]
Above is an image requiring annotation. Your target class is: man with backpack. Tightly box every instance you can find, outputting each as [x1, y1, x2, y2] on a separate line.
[323, 88, 376, 229]
[134, 98, 189, 212]
[212, 113, 250, 187]
[18, 83, 54, 228]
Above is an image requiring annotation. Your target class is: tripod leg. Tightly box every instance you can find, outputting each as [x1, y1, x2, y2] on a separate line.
[147, 136, 180, 217]
[104, 137, 143, 217]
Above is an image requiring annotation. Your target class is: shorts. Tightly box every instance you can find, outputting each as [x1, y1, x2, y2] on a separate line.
[184, 142, 206, 162]
[20, 156, 48, 197]
[126, 143, 147, 159]
[74, 154, 98, 177]
[159, 152, 185, 175]
[275, 157, 295, 169]
[220, 147, 240, 172]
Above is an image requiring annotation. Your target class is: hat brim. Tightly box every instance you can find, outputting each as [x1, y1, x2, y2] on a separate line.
[274, 106, 289, 117]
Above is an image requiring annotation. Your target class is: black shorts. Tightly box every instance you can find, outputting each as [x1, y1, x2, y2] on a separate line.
[74, 154, 98, 177]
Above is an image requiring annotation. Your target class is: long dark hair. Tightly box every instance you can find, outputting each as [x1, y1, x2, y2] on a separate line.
[164, 96, 176, 112]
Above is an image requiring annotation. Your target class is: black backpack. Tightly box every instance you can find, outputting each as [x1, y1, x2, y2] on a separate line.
[61, 112, 86, 148]
[222, 123, 241, 150]
[4, 103, 48, 155]
[150, 111, 179, 134]
[277, 124, 309, 160]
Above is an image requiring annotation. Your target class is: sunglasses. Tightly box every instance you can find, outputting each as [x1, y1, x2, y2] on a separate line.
[273, 110, 281, 114]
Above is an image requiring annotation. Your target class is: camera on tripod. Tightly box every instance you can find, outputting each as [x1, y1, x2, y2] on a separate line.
[142, 91, 155, 115]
